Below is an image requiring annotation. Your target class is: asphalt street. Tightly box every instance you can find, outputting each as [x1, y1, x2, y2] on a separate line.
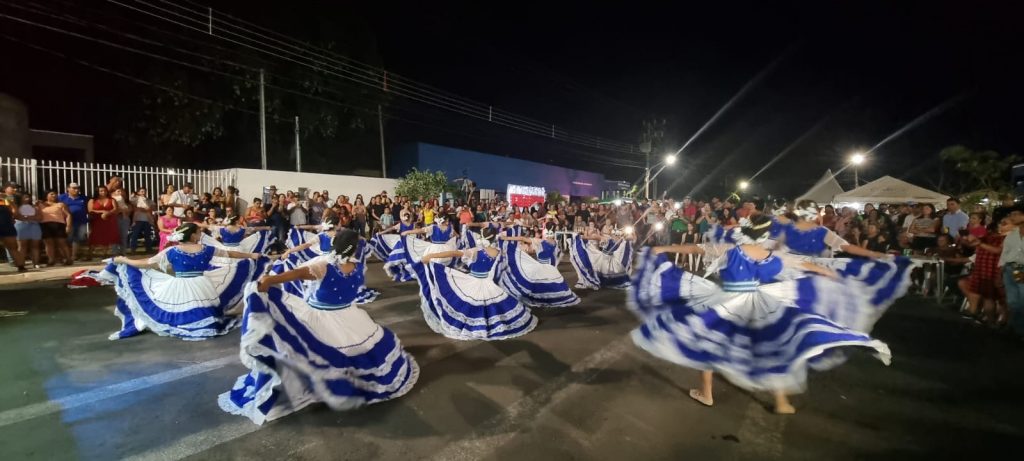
[1, 261, 1022, 460]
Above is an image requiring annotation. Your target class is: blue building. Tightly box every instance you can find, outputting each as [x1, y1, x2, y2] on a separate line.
[389, 142, 606, 198]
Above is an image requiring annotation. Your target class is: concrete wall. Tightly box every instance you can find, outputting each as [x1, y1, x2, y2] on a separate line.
[226, 168, 398, 208]
[390, 142, 606, 198]
[29, 129, 95, 162]
[0, 93, 30, 158]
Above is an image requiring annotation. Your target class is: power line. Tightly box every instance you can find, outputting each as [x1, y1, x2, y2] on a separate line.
[102, 0, 641, 154]
[0, 4, 643, 169]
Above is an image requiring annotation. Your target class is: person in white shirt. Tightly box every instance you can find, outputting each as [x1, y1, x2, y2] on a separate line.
[169, 183, 195, 218]
[999, 210, 1024, 338]
[287, 199, 308, 227]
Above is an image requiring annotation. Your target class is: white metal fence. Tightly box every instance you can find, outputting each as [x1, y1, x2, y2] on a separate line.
[1, 156, 235, 198]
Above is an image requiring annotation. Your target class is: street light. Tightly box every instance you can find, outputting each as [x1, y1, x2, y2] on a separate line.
[664, 154, 677, 165]
[738, 180, 749, 191]
[850, 152, 866, 187]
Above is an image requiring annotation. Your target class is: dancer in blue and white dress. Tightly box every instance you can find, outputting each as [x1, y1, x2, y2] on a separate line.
[569, 222, 634, 290]
[370, 211, 417, 262]
[400, 235, 537, 340]
[219, 230, 418, 425]
[768, 201, 913, 331]
[108, 223, 267, 340]
[401, 216, 459, 266]
[277, 220, 379, 304]
[496, 233, 579, 308]
[628, 214, 894, 414]
[199, 215, 274, 260]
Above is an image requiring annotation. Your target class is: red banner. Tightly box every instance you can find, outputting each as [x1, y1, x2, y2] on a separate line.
[508, 193, 544, 207]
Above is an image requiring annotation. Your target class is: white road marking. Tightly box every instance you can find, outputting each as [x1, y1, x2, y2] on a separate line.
[0, 356, 238, 429]
[0, 293, 420, 429]
[428, 336, 631, 461]
[120, 331, 485, 461]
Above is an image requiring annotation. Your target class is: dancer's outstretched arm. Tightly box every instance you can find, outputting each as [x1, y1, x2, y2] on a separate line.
[421, 250, 465, 263]
[401, 227, 428, 236]
[652, 244, 705, 255]
[112, 255, 161, 270]
[257, 266, 316, 292]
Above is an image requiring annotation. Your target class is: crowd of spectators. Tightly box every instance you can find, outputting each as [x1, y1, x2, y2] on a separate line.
[3, 175, 1024, 339]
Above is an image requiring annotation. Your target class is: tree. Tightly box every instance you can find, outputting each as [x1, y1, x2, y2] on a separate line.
[939, 145, 1020, 196]
[546, 190, 567, 205]
[394, 169, 453, 201]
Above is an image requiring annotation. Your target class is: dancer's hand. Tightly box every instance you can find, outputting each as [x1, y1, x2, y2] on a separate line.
[249, 252, 260, 259]
[256, 277, 270, 292]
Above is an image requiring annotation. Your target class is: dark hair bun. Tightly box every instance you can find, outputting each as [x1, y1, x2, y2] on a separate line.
[332, 229, 360, 259]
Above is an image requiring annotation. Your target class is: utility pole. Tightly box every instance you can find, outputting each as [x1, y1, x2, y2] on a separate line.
[378, 104, 386, 178]
[639, 118, 665, 199]
[259, 69, 267, 170]
[294, 116, 301, 172]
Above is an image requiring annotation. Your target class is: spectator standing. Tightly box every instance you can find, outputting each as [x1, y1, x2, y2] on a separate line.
[265, 195, 287, 243]
[59, 182, 89, 261]
[39, 190, 72, 266]
[288, 196, 309, 228]
[908, 204, 940, 251]
[351, 197, 367, 236]
[128, 187, 156, 253]
[169, 183, 195, 218]
[999, 210, 1024, 338]
[211, 187, 227, 214]
[941, 198, 969, 239]
[961, 218, 1011, 325]
[309, 194, 326, 226]
[1, 182, 27, 272]
[159, 184, 176, 208]
[111, 187, 132, 256]
[87, 185, 120, 259]
[458, 205, 474, 226]
[15, 191, 41, 268]
[967, 212, 987, 239]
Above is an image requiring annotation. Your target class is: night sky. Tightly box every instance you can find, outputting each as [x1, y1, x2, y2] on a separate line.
[2, 0, 1022, 198]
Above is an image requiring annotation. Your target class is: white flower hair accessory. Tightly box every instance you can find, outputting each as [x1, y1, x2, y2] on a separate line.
[326, 251, 359, 265]
[319, 222, 334, 232]
[166, 229, 186, 242]
[796, 207, 819, 220]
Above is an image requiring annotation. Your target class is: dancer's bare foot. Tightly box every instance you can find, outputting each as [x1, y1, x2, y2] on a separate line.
[689, 389, 714, 406]
[773, 391, 795, 414]
[774, 402, 796, 414]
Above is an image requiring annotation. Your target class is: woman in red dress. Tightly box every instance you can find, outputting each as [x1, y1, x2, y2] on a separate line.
[88, 185, 120, 258]
[960, 217, 1012, 326]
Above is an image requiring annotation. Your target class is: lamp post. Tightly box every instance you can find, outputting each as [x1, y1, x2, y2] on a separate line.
[850, 152, 866, 187]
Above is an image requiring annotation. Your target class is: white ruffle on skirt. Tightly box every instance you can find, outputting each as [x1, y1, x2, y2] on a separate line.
[218, 283, 419, 425]
[498, 241, 579, 308]
[568, 235, 632, 290]
[627, 248, 892, 394]
[110, 257, 267, 340]
[399, 236, 537, 340]
[369, 234, 401, 262]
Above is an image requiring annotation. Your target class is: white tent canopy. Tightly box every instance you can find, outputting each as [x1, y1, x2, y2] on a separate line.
[796, 169, 844, 204]
[833, 175, 948, 208]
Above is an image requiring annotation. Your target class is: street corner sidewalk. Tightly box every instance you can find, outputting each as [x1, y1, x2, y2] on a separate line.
[0, 254, 156, 287]
[0, 262, 106, 287]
